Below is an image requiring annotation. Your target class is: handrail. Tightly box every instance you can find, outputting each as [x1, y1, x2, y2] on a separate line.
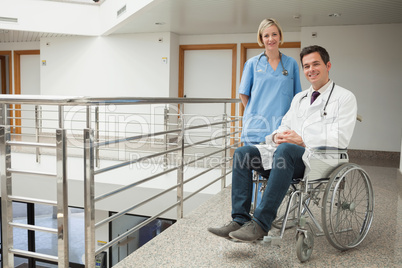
[94, 181, 180, 228]
[10, 249, 58, 262]
[9, 195, 57, 206]
[0, 95, 239, 105]
[9, 222, 58, 233]
[7, 168, 57, 177]
[0, 96, 242, 267]
[7, 140, 56, 148]
[96, 128, 182, 148]
[94, 146, 181, 175]
[94, 165, 179, 202]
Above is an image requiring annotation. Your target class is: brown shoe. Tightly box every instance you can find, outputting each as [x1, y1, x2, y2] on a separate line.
[208, 221, 241, 238]
[229, 220, 267, 242]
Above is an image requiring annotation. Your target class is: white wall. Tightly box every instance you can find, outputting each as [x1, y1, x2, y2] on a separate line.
[169, 33, 180, 97]
[20, 55, 40, 95]
[0, 41, 39, 51]
[20, 54, 40, 134]
[40, 32, 173, 97]
[301, 24, 402, 152]
[0, 0, 161, 37]
[100, 0, 154, 35]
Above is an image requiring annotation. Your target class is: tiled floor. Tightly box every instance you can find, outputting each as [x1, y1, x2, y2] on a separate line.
[115, 159, 402, 267]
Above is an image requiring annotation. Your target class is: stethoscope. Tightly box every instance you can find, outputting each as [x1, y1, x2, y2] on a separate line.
[255, 51, 288, 76]
[299, 82, 335, 117]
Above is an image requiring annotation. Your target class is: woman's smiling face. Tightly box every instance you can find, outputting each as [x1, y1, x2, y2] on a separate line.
[262, 25, 280, 51]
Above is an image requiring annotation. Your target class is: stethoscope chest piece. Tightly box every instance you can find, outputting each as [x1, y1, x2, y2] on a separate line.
[298, 82, 336, 118]
[282, 70, 288, 76]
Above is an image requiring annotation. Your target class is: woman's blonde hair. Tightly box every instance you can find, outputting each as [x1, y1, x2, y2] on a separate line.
[257, 18, 284, 47]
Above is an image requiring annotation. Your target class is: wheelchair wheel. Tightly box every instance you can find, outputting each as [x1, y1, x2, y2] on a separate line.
[321, 163, 374, 250]
[296, 231, 314, 262]
[272, 186, 299, 229]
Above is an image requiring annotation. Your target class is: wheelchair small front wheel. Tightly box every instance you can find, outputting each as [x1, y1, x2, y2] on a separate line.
[296, 231, 314, 262]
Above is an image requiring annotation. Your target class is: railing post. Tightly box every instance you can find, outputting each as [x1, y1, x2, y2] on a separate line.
[35, 105, 42, 163]
[177, 104, 184, 219]
[0, 124, 13, 268]
[86, 106, 91, 129]
[56, 128, 69, 267]
[221, 104, 228, 189]
[0, 103, 6, 125]
[163, 104, 169, 170]
[84, 128, 95, 268]
[95, 105, 100, 168]
[58, 105, 64, 129]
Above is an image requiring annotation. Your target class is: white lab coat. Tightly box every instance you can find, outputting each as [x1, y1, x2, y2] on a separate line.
[255, 81, 357, 175]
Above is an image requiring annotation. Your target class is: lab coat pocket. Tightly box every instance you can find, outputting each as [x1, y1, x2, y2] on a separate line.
[322, 100, 339, 124]
[322, 115, 336, 125]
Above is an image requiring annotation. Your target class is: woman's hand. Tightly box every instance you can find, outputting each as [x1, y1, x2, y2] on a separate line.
[274, 130, 305, 147]
[239, 94, 249, 108]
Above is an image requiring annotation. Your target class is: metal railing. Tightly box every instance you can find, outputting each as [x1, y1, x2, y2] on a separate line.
[0, 95, 242, 267]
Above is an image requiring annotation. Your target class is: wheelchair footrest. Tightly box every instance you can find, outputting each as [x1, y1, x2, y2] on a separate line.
[262, 235, 282, 246]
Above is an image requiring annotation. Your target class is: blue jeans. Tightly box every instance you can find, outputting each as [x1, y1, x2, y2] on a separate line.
[231, 143, 306, 232]
[242, 141, 263, 206]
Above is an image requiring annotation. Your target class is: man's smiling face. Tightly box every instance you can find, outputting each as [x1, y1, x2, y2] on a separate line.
[302, 52, 332, 90]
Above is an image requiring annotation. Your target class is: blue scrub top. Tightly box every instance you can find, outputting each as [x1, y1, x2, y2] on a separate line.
[239, 52, 302, 144]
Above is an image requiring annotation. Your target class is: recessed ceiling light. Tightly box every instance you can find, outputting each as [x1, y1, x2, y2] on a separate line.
[329, 13, 341, 17]
[0, 16, 18, 23]
[155, 22, 165, 25]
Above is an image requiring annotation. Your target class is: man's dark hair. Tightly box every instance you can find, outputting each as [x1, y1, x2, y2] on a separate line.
[300, 45, 330, 65]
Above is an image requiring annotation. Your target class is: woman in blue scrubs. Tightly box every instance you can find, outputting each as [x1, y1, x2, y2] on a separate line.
[240, 18, 302, 145]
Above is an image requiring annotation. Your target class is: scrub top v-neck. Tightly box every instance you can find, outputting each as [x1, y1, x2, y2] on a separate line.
[239, 52, 302, 144]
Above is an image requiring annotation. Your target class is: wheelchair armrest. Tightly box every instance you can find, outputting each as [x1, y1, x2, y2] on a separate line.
[306, 147, 349, 180]
[310, 147, 348, 155]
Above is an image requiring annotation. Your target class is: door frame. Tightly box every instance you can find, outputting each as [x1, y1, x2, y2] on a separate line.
[14, 50, 40, 95]
[178, 44, 237, 116]
[178, 44, 237, 99]
[0, 55, 7, 94]
[0, 51, 14, 131]
[178, 44, 238, 146]
[13, 50, 40, 134]
[0, 51, 12, 94]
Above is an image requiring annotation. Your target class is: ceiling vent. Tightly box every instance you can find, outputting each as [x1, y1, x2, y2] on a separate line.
[117, 5, 127, 17]
[0, 17, 18, 23]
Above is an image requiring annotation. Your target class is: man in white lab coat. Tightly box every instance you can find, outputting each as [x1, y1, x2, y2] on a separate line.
[208, 45, 357, 242]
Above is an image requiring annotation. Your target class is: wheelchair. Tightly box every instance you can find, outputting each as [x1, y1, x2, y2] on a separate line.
[252, 149, 374, 262]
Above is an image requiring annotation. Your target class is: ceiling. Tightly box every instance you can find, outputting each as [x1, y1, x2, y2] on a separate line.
[112, 0, 402, 35]
[38, 0, 104, 5]
[1, 0, 402, 43]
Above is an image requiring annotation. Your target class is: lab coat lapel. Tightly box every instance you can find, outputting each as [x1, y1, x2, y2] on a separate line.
[304, 87, 322, 119]
[304, 84, 334, 127]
